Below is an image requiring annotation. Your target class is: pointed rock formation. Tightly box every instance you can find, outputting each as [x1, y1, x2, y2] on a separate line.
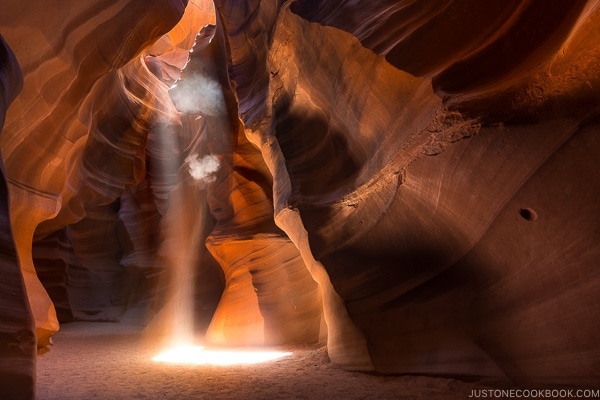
[0, 33, 36, 400]
[0, 1, 599, 396]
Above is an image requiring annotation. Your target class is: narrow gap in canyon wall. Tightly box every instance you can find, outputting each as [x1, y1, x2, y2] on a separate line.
[0, 0, 599, 398]
[147, 20, 233, 359]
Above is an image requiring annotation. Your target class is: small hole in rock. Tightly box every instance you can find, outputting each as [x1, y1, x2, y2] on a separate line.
[519, 208, 537, 221]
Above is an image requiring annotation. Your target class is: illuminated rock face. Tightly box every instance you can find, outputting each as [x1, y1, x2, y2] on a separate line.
[0, 0, 599, 396]
[0, 33, 36, 400]
[172, 27, 323, 346]
[214, 0, 600, 383]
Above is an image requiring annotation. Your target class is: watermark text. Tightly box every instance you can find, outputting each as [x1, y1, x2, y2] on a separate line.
[469, 389, 600, 398]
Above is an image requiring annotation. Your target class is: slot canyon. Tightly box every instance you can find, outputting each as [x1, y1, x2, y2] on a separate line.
[1, 0, 599, 399]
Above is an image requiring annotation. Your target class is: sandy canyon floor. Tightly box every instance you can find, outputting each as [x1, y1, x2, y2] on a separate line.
[36, 321, 519, 400]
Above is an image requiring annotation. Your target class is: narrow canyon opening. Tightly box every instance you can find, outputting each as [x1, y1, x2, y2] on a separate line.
[1, 0, 599, 399]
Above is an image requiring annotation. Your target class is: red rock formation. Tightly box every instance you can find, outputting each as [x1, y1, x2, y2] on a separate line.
[167, 25, 323, 345]
[0, 33, 36, 400]
[214, 0, 600, 383]
[1, 0, 599, 397]
[0, 0, 195, 350]
[31, 231, 73, 323]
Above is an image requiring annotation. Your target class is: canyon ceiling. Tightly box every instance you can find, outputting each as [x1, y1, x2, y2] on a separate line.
[1, 0, 599, 398]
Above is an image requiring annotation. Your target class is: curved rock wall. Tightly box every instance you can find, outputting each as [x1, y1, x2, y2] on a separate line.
[0, 0, 599, 395]
[0, 0, 192, 349]
[214, 0, 600, 384]
[169, 24, 323, 346]
[0, 33, 36, 400]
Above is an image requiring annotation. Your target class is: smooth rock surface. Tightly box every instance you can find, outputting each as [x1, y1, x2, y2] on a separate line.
[0, 1, 599, 398]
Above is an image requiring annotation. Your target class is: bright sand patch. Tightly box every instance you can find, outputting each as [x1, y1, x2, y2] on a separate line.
[36, 321, 498, 400]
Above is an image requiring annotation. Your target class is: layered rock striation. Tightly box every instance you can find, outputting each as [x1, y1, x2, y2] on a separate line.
[215, 0, 600, 383]
[0, 1, 599, 398]
[0, 33, 36, 400]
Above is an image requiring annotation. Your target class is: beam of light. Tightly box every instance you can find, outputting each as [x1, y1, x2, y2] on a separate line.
[152, 345, 292, 365]
[185, 153, 219, 183]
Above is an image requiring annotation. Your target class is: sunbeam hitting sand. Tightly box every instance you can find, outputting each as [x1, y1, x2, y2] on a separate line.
[36, 322, 501, 400]
[152, 345, 292, 365]
[2, 0, 600, 397]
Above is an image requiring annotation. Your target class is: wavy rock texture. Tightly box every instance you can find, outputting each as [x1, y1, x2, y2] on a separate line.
[0, 0, 194, 350]
[31, 230, 73, 323]
[169, 26, 323, 345]
[1, 0, 600, 397]
[215, 0, 600, 384]
[0, 34, 36, 400]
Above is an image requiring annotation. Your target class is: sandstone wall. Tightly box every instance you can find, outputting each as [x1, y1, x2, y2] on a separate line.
[0, 33, 36, 400]
[214, 0, 600, 383]
[0, 1, 598, 396]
